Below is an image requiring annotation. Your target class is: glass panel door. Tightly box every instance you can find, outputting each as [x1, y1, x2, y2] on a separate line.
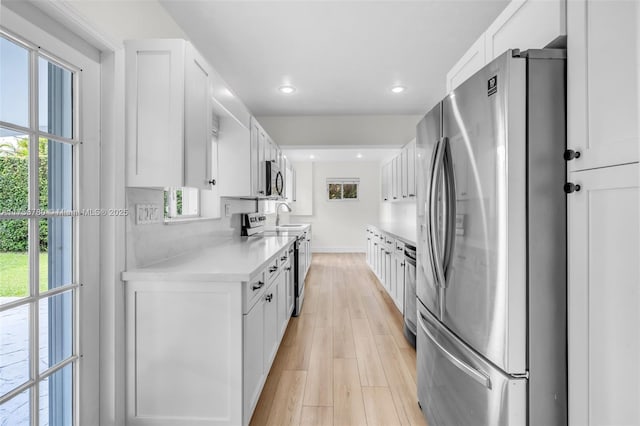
[0, 32, 78, 426]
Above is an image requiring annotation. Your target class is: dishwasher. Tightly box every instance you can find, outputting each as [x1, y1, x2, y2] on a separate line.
[403, 243, 417, 347]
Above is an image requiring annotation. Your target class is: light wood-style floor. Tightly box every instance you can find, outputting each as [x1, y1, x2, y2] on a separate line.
[250, 253, 427, 426]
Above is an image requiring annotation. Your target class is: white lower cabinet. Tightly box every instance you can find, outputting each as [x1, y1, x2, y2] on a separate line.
[125, 281, 243, 426]
[243, 296, 264, 420]
[124, 243, 294, 426]
[277, 264, 289, 338]
[392, 245, 405, 314]
[568, 163, 639, 426]
[366, 226, 410, 316]
[262, 279, 279, 371]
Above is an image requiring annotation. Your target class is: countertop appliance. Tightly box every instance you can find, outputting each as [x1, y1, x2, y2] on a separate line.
[265, 160, 284, 197]
[415, 49, 567, 426]
[241, 212, 266, 236]
[403, 243, 416, 347]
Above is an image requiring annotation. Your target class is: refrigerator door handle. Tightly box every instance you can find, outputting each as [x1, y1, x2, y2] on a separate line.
[429, 138, 446, 288]
[442, 137, 457, 280]
[418, 312, 492, 389]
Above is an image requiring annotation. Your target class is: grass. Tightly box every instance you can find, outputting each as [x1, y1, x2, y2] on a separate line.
[0, 252, 48, 297]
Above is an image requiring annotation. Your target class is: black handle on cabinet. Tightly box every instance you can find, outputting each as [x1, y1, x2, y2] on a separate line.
[285, 267, 291, 271]
[269, 266, 278, 273]
[564, 182, 581, 194]
[265, 293, 273, 302]
[564, 150, 581, 161]
[252, 281, 265, 291]
[208, 178, 216, 185]
[280, 256, 287, 261]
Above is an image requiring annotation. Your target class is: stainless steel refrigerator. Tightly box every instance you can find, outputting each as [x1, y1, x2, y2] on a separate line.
[415, 49, 567, 426]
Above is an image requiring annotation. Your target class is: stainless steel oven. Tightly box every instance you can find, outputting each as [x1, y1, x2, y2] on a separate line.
[265, 160, 284, 197]
[404, 243, 417, 347]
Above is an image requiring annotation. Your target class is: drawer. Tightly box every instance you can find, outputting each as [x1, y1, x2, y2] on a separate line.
[244, 271, 266, 314]
[266, 257, 280, 284]
[395, 240, 405, 254]
[278, 249, 289, 265]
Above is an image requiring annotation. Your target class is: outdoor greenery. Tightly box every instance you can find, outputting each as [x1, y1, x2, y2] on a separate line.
[1, 138, 49, 297]
[0, 252, 48, 297]
[0, 137, 49, 251]
[328, 182, 359, 200]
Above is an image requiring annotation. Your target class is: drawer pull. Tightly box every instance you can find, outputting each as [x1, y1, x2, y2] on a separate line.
[265, 293, 273, 302]
[280, 256, 287, 261]
[269, 266, 278, 273]
[252, 281, 264, 291]
[285, 267, 292, 271]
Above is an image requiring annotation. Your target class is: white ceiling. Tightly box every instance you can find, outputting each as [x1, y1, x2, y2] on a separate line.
[160, 0, 509, 116]
[282, 147, 400, 163]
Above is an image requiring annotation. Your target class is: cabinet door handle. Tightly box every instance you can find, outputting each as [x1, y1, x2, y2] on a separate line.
[564, 182, 581, 194]
[280, 256, 287, 261]
[252, 281, 264, 291]
[208, 178, 216, 185]
[269, 266, 278, 273]
[265, 293, 273, 302]
[285, 267, 292, 271]
[564, 149, 581, 161]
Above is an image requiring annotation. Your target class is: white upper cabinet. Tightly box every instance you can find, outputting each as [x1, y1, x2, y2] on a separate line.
[382, 162, 392, 201]
[446, 35, 487, 93]
[381, 139, 416, 202]
[485, 0, 566, 62]
[447, 0, 567, 92]
[401, 146, 408, 198]
[406, 139, 416, 198]
[125, 39, 215, 189]
[184, 45, 214, 190]
[218, 115, 287, 199]
[567, 0, 639, 171]
[392, 156, 400, 200]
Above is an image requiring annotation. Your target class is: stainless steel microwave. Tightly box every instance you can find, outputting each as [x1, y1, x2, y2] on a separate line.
[265, 160, 284, 197]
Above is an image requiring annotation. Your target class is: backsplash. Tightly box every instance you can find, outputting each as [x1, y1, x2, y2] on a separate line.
[379, 198, 416, 227]
[125, 188, 258, 268]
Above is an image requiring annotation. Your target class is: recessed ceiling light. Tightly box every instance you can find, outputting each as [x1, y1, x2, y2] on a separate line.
[391, 85, 406, 94]
[357, 153, 363, 159]
[309, 154, 315, 159]
[279, 85, 296, 94]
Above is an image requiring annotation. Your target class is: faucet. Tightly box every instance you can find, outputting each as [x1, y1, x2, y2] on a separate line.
[275, 202, 292, 227]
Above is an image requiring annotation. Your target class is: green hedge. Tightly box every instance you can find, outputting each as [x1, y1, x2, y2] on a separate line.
[0, 155, 48, 251]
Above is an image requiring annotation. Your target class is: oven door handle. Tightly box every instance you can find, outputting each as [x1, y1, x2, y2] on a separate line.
[418, 313, 491, 389]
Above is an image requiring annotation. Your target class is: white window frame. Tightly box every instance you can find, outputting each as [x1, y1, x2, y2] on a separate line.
[327, 178, 360, 201]
[1, 6, 101, 425]
[164, 187, 201, 220]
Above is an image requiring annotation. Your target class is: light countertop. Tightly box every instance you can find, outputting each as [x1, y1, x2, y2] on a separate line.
[368, 222, 417, 246]
[121, 235, 296, 282]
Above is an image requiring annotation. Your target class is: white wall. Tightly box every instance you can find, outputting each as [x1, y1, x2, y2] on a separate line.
[380, 199, 417, 228]
[257, 115, 421, 147]
[286, 161, 380, 252]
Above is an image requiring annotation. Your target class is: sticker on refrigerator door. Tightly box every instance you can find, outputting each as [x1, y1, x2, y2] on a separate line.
[487, 76, 498, 96]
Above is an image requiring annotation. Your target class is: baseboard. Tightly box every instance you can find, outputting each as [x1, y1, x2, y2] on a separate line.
[312, 247, 365, 253]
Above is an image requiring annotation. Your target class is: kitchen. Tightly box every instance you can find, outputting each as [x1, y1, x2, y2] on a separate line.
[0, 1, 637, 426]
